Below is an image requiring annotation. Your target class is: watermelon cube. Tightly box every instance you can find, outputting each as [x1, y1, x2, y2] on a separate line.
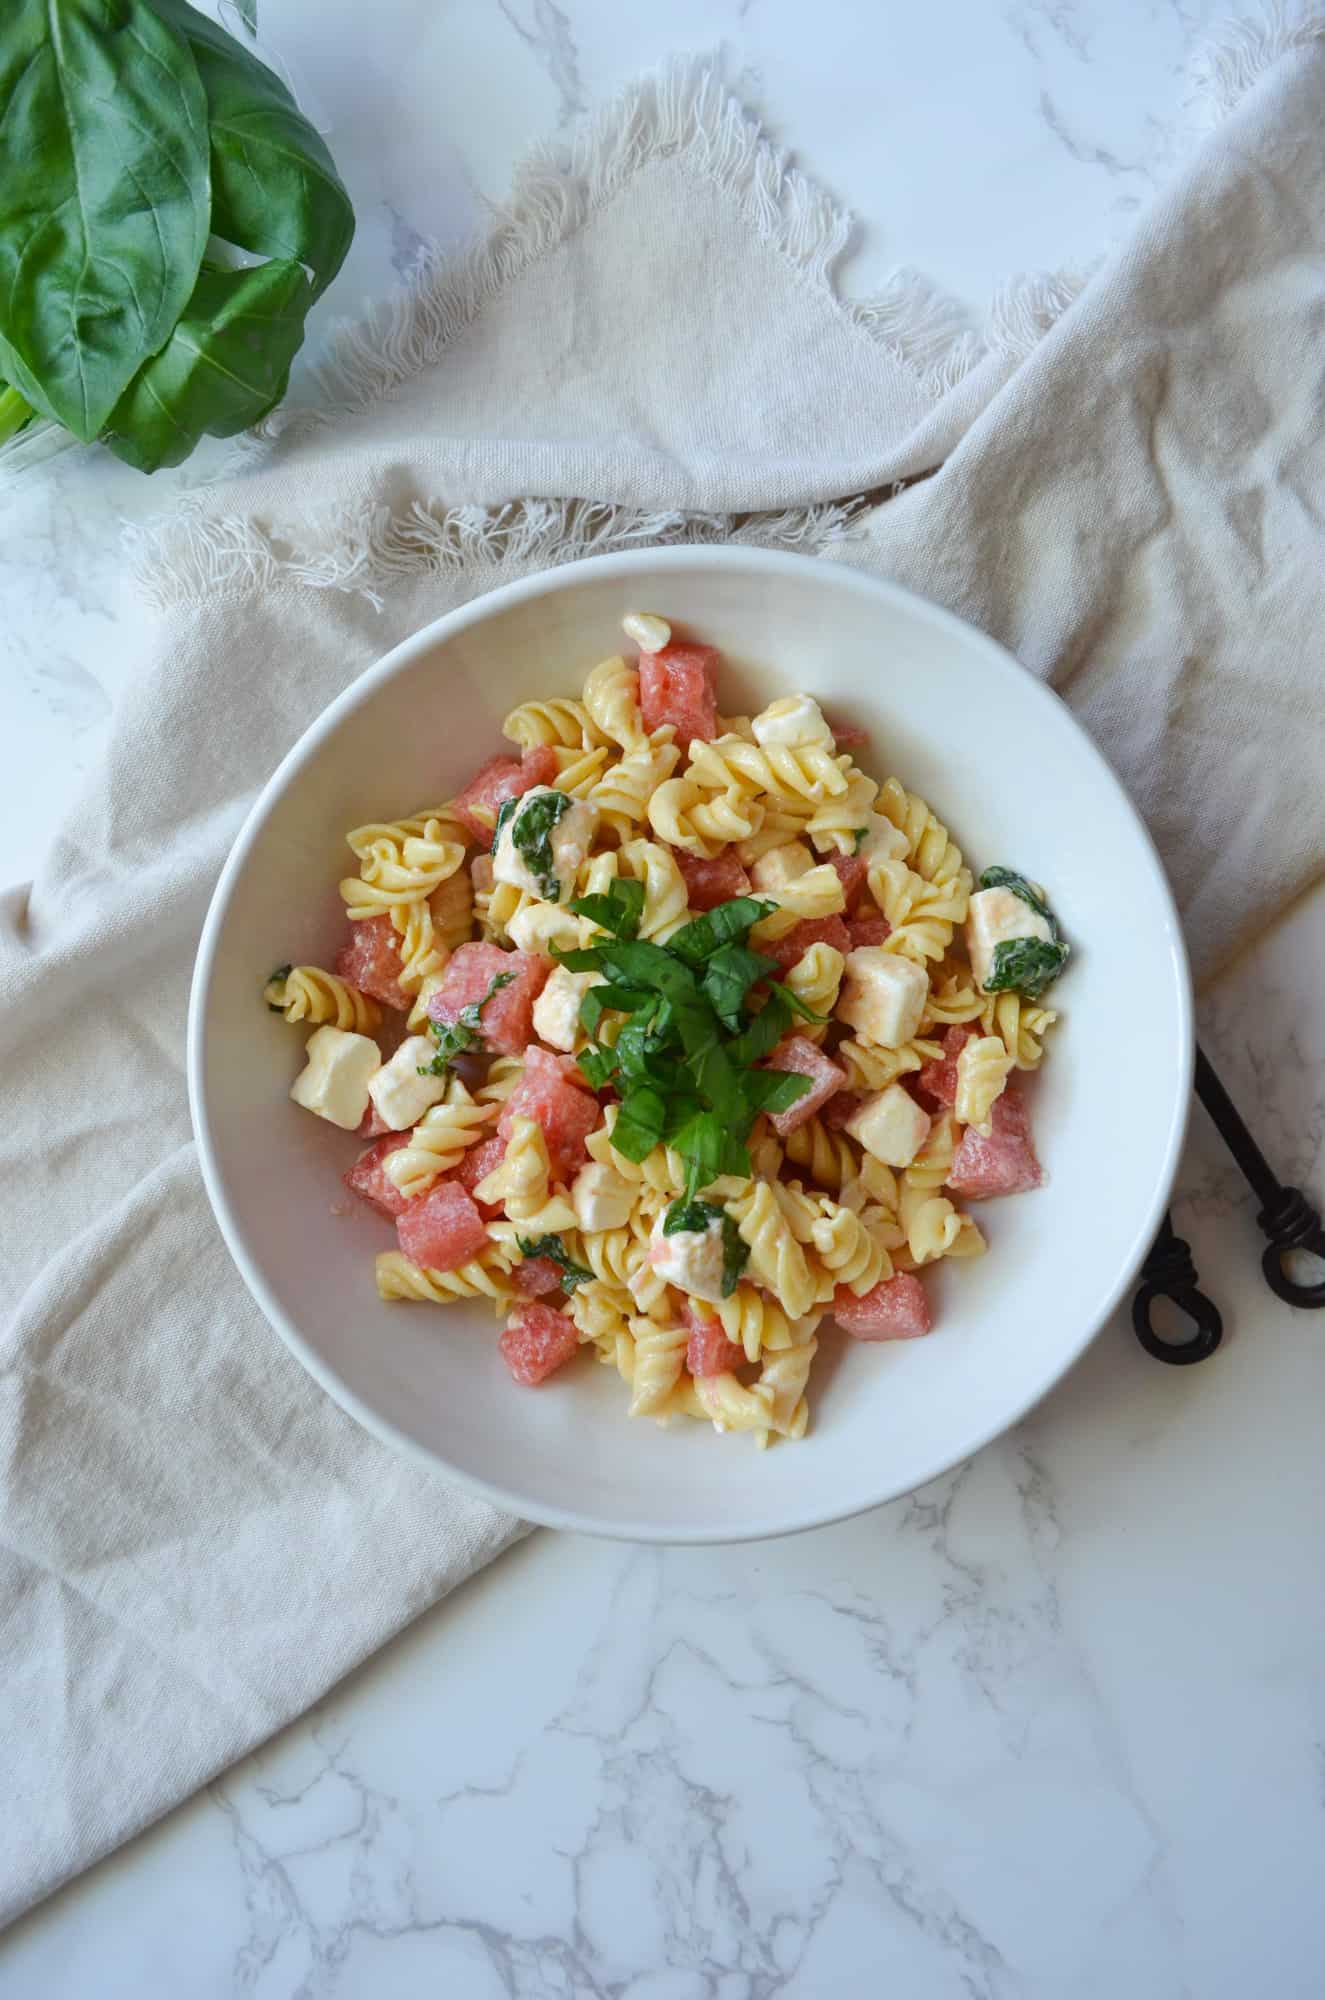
[833, 1273, 932, 1340]
[453, 1134, 508, 1217]
[335, 913, 411, 1012]
[915, 1026, 975, 1110]
[500, 1302, 580, 1384]
[847, 914, 891, 951]
[765, 915, 851, 974]
[669, 847, 752, 912]
[396, 1179, 489, 1271]
[947, 1083, 1042, 1199]
[684, 1307, 746, 1378]
[825, 719, 869, 748]
[452, 748, 558, 843]
[513, 1255, 565, 1296]
[637, 642, 719, 749]
[344, 1133, 412, 1219]
[428, 941, 551, 1056]
[498, 1045, 601, 1181]
[764, 1036, 848, 1136]
[828, 853, 868, 909]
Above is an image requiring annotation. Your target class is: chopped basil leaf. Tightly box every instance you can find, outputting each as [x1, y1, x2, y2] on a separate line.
[569, 877, 645, 940]
[515, 1233, 595, 1291]
[742, 1069, 813, 1117]
[768, 979, 829, 1026]
[852, 827, 869, 852]
[726, 988, 794, 1067]
[268, 963, 292, 986]
[977, 866, 1054, 925]
[265, 963, 292, 1011]
[667, 896, 777, 967]
[720, 1215, 751, 1296]
[510, 789, 574, 900]
[611, 1083, 669, 1160]
[702, 943, 776, 1031]
[575, 1042, 619, 1090]
[491, 795, 520, 854]
[985, 936, 1069, 1000]
[662, 1196, 723, 1236]
[417, 969, 515, 1075]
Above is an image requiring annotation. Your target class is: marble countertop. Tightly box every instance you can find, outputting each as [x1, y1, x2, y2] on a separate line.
[5, 2, 1324, 1993]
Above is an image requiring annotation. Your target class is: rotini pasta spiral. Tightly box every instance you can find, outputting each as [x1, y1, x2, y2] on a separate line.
[375, 1249, 517, 1308]
[737, 805, 815, 862]
[979, 990, 1058, 1070]
[837, 1036, 943, 1092]
[896, 1182, 986, 1266]
[783, 1116, 857, 1191]
[806, 1197, 891, 1300]
[502, 696, 603, 751]
[475, 1117, 577, 1232]
[475, 1053, 524, 1107]
[544, 742, 611, 797]
[868, 853, 967, 964]
[616, 838, 689, 943]
[396, 864, 474, 1017]
[756, 1326, 818, 1436]
[954, 1034, 1016, 1135]
[724, 1179, 818, 1321]
[712, 1284, 803, 1363]
[589, 731, 681, 841]
[341, 811, 467, 917]
[628, 1315, 688, 1418]
[382, 1079, 497, 1197]
[746, 1122, 785, 1181]
[688, 734, 851, 805]
[904, 1111, 959, 1191]
[647, 776, 764, 858]
[749, 865, 846, 945]
[782, 942, 844, 1041]
[264, 965, 381, 1034]
[692, 1370, 777, 1442]
[582, 655, 647, 750]
[567, 1277, 634, 1345]
[921, 959, 985, 1027]
[805, 768, 879, 855]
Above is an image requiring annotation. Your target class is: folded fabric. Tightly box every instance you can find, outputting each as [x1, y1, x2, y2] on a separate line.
[4, 29, 1324, 1929]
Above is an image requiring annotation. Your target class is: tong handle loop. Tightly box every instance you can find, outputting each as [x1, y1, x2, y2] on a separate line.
[1132, 1222, 1224, 1365]
[1257, 1186, 1325, 1309]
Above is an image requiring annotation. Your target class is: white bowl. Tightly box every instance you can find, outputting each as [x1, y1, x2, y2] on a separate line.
[190, 547, 1191, 1542]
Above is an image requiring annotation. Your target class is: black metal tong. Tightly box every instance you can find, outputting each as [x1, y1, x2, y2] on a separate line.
[1132, 1044, 1325, 1362]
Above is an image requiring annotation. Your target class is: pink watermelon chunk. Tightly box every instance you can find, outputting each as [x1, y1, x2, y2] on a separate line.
[498, 1045, 601, 1181]
[513, 1255, 564, 1297]
[637, 642, 719, 749]
[500, 1302, 580, 1384]
[452, 1134, 508, 1217]
[344, 1133, 412, 1219]
[829, 853, 868, 910]
[452, 748, 558, 843]
[764, 1036, 848, 1136]
[825, 718, 869, 748]
[916, 1025, 976, 1110]
[947, 1083, 1042, 1199]
[847, 914, 891, 950]
[833, 1273, 932, 1340]
[822, 1089, 863, 1132]
[335, 913, 411, 1012]
[765, 915, 851, 974]
[684, 1306, 746, 1378]
[428, 941, 551, 1056]
[396, 1179, 489, 1271]
[670, 847, 752, 912]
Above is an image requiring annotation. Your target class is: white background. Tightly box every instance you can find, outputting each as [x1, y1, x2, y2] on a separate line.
[4, 2, 1325, 1994]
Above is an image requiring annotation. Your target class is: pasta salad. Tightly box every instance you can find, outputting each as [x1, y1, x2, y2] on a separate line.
[266, 615, 1070, 1446]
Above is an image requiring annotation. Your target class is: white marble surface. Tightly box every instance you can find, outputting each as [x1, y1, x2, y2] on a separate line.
[5, 1, 1325, 1993]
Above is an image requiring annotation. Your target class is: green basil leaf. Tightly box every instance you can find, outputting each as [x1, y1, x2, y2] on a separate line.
[977, 866, 1055, 926]
[662, 1196, 723, 1236]
[575, 1043, 619, 1090]
[726, 989, 793, 1067]
[0, 0, 211, 439]
[492, 795, 520, 854]
[985, 936, 1069, 1000]
[720, 1214, 750, 1296]
[102, 259, 313, 471]
[510, 789, 574, 900]
[767, 979, 829, 1026]
[666, 1113, 728, 1196]
[569, 878, 646, 940]
[741, 1070, 813, 1116]
[611, 1084, 668, 1161]
[613, 1020, 673, 1084]
[666, 897, 777, 967]
[702, 944, 776, 1031]
[515, 1233, 594, 1292]
[417, 968, 513, 1074]
[150, 0, 353, 299]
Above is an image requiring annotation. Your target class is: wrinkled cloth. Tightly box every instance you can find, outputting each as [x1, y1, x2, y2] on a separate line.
[4, 36, 1325, 1929]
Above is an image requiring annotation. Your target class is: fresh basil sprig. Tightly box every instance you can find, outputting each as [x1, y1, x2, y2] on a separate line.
[0, 0, 353, 469]
[661, 1197, 750, 1297]
[417, 971, 515, 1076]
[515, 1234, 595, 1292]
[977, 866, 1070, 999]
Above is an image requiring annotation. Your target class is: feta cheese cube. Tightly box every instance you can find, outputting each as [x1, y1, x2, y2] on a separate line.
[290, 1025, 382, 1130]
[492, 787, 598, 902]
[646, 1213, 727, 1304]
[571, 1160, 635, 1233]
[366, 1034, 447, 1132]
[855, 814, 909, 868]
[750, 839, 816, 894]
[751, 693, 835, 750]
[966, 886, 1053, 992]
[532, 965, 599, 1051]
[846, 1084, 932, 1168]
[837, 947, 928, 1048]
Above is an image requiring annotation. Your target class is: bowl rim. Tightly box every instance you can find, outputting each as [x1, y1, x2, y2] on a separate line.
[189, 544, 1194, 1543]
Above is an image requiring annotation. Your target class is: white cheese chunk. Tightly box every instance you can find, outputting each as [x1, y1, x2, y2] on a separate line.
[966, 885, 1053, 992]
[532, 965, 599, 1051]
[290, 1025, 382, 1130]
[366, 1034, 447, 1132]
[750, 839, 816, 893]
[646, 1213, 727, 1305]
[571, 1160, 635, 1234]
[506, 899, 586, 956]
[837, 947, 928, 1048]
[846, 1084, 932, 1168]
[491, 787, 599, 902]
[855, 813, 909, 868]
[750, 693, 835, 750]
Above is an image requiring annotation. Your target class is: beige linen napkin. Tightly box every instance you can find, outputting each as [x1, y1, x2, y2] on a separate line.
[4, 28, 1325, 1928]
